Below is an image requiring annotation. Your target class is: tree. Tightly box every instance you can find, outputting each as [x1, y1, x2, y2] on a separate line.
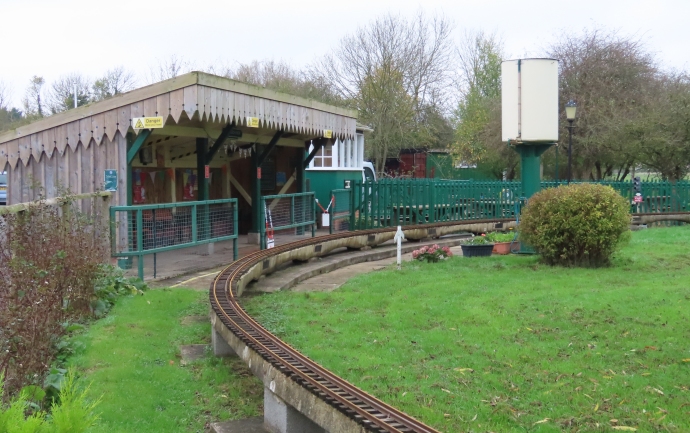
[22, 76, 45, 118]
[47, 73, 91, 114]
[0, 81, 9, 111]
[0, 107, 22, 133]
[92, 66, 136, 101]
[218, 59, 341, 106]
[358, 66, 416, 173]
[450, 31, 515, 179]
[0, 81, 25, 133]
[310, 13, 455, 170]
[630, 73, 690, 181]
[548, 28, 657, 180]
[148, 55, 194, 83]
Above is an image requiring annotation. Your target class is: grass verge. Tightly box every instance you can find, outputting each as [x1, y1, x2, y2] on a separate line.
[68, 288, 262, 433]
[244, 227, 690, 432]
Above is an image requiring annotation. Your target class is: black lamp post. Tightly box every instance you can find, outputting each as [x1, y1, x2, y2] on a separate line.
[565, 100, 577, 184]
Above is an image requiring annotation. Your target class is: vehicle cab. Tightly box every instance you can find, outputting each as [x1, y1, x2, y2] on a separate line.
[305, 129, 376, 208]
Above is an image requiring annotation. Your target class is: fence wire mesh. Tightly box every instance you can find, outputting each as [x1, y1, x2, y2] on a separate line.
[110, 199, 238, 278]
[261, 192, 315, 249]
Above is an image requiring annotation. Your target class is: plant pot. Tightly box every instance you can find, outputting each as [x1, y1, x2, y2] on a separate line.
[460, 244, 494, 258]
[492, 241, 512, 255]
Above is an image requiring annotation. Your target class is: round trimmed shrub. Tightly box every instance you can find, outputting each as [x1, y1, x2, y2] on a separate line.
[519, 183, 631, 267]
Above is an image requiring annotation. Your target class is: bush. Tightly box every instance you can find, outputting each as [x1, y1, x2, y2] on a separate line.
[519, 184, 631, 267]
[0, 195, 109, 397]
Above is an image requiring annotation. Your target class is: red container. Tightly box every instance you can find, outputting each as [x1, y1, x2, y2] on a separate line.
[492, 242, 512, 255]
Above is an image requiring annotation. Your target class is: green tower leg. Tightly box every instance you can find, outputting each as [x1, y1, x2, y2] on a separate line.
[512, 143, 553, 253]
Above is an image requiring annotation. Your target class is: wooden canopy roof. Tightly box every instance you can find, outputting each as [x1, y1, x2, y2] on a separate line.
[0, 72, 358, 169]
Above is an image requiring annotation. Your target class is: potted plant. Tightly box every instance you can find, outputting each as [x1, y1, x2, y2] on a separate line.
[460, 235, 494, 257]
[486, 231, 516, 255]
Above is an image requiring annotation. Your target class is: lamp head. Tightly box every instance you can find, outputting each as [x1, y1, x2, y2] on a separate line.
[565, 100, 577, 121]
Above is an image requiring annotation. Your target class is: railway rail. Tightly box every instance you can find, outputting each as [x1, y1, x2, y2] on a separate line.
[209, 213, 689, 433]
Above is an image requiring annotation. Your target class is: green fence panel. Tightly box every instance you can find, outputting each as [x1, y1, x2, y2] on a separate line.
[329, 188, 353, 234]
[110, 198, 239, 279]
[344, 178, 690, 233]
[261, 192, 316, 249]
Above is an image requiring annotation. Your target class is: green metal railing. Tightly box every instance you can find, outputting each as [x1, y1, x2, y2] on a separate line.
[110, 199, 238, 279]
[542, 180, 690, 213]
[350, 179, 524, 230]
[347, 179, 690, 231]
[329, 188, 353, 234]
[260, 192, 316, 249]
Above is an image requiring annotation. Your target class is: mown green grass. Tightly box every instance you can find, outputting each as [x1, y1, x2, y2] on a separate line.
[68, 288, 262, 433]
[244, 227, 690, 432]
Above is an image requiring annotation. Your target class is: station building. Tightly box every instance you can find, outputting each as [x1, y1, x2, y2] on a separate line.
[0, 72, 359, 241]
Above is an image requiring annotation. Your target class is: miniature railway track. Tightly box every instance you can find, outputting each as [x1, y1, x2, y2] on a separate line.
[209, 213, 689, 433]
[210, 223, 457, 433]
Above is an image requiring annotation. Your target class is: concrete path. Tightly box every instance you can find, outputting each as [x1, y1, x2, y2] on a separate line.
[155, 235, 469, 292]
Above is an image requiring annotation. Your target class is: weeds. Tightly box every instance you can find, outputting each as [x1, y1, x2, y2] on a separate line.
[0, 192, 130, 398]
[0, 369, 100, 433]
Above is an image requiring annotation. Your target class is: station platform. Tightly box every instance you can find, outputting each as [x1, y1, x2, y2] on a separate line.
[123, 229, 337, 281]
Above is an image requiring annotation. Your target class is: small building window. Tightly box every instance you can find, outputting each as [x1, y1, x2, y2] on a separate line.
[312, 145, 333, 168]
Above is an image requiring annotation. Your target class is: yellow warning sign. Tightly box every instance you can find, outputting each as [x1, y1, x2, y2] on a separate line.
[132, 117, 164, 129]
[246, 117, 260, 128]
[323, 129, 333, 139]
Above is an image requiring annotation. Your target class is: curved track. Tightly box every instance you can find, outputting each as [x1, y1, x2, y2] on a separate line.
[209, 213, 687, 433]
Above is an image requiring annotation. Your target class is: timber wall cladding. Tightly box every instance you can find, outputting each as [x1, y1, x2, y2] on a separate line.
[4, 133, 127, 207]
[0, 84, 357, 172]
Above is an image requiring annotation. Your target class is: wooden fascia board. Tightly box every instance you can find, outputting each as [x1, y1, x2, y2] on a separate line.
[0, 74, 198, 144]
[0, 70, 358, 145]
[151, 126, 308, 147]
[196, 73, 358, 119]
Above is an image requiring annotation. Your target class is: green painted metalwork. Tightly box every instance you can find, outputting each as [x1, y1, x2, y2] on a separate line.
[260, 192, 316, 249]
[126, 129, 152, 164]
[329, 188, 354, 234]
[346, 178, 690, 232]
[542, 180, 690, 214]
[251, 149, 261, 233]
[110, 199, 238, 279]
[350, 179, 524, 230]
[515, 144, 552, 200]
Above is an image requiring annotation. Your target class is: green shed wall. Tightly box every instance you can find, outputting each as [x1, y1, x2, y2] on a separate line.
[306, 169, 362, 208]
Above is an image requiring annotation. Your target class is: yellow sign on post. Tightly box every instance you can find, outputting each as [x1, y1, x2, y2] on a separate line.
[132, 117, 164, 129]
[246, 117, 260, 128]
[323, 129, 333, 138]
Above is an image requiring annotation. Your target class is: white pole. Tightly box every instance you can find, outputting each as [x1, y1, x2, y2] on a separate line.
[74, 83, 77, 108]
[394, 225, 405, 270]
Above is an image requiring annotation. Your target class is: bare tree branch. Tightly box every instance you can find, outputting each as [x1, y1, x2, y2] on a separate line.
[92, 66, 136, 101]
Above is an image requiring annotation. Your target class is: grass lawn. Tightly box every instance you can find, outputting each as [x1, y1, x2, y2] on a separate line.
[68, 288, 263, 433]
[244, 227, 690, 432]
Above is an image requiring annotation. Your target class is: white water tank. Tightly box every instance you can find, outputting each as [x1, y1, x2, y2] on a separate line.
[501, 58, 559, 143]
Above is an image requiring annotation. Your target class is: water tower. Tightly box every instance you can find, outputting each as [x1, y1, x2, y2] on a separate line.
[501, 58, 559, 200]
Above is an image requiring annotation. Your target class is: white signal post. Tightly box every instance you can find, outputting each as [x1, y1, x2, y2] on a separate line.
[394, 226, 405, 270]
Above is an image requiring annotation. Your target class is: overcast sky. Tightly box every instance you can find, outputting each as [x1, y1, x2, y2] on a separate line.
[1, 0, 687, 108]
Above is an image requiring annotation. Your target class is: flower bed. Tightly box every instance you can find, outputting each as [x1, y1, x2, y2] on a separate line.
[412, 244, 453, 263]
